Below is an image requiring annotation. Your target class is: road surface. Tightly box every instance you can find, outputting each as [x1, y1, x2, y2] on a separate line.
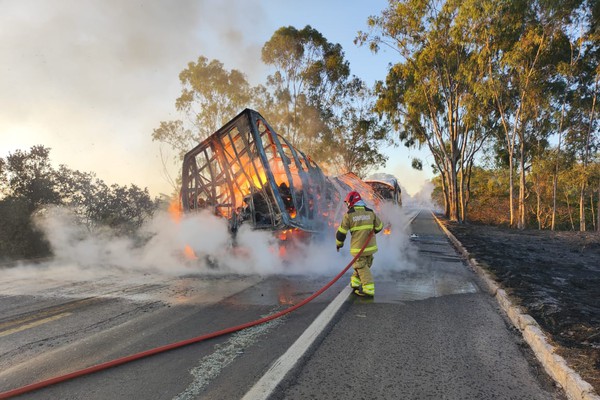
[0, 209, 564, 399]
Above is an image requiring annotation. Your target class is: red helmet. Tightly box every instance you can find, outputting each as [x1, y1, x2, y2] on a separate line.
[344, 191, 362, 208]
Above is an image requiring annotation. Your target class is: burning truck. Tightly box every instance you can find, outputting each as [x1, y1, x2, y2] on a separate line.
[181, 108, 398, 238]
[364, 174, 402, 207]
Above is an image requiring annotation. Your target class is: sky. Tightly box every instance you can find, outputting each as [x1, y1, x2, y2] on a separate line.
[0, 0, 433, 198]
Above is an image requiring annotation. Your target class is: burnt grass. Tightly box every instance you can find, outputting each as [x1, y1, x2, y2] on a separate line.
[440, 217, 600, 393]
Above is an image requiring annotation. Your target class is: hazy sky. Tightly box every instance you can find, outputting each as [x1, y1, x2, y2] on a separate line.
[0, 0, 432, 197]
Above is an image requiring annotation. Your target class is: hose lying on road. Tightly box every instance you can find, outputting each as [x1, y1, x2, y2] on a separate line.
[0, 231, 374, 399]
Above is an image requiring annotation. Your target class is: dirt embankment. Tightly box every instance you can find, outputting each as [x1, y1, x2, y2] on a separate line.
[441, 219, 600, 394]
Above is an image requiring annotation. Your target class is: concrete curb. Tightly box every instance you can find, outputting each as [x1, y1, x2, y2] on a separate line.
[432, 213, 600, 400]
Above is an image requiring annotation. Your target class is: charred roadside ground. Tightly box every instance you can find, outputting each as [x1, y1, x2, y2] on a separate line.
[439, 216, 600, 394]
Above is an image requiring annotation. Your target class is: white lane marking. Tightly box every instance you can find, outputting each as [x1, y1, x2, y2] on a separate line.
[241, 287, 349, 400]
[173, 315, 284, 400]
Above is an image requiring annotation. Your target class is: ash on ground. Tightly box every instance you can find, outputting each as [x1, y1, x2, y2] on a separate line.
[441, 218, 600, 394]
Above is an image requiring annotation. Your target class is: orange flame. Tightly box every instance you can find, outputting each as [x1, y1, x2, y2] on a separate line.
[278, 291, 294, 305]
[277, 229, 291, 241]
[168, 196, 183, 223]
[278, 245, 287, 258]
[183, 245, 198, 260]
[168, 196, 198, 261]
[277, 282, 295, 305]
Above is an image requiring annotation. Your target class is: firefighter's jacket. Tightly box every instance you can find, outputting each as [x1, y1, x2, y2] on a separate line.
[336, 205, 383, 256]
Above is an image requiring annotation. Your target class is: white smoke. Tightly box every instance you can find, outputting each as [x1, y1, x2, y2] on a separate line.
[24, 206, 287, 277]
[2, 200, 418, 288]
[374, 202, 418, 273]
[403, 180, 441, 212]
[278, 231, 345, 276]
[221, 225, 283, 275]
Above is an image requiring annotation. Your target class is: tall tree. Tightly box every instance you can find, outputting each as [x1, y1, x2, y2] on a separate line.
[152, 56, 259, 160]
[152, 56, 267, 193]
[154, 29, 390, 181]
[550, 28, 585, 230]
[328, 80, 390, 177]
[564, 68, 600, 230]
[176, 56, 254, 135]
[261, 25, 350, 152]
[554, 0, 600, 231]
[357, 0, 490, 222]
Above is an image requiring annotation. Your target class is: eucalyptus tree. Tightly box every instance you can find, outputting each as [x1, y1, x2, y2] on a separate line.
[530, 146, 557, 229]
[465, 0, 529, 228]
[549, 30, 585, 230]
[464, 0, 580, 229]
[590, 160, 600, 231]
[152, 56, 258, 161]
[357, 0, 492, 222]
[150, 56, 267, 194]
[564, 68, 600, 230]
[328, 80, 390, 177]
[549, 0, 600, 231]
[525, 0, 599, 231]
[261, 25, 350, 153]
[579, 0, 600, 232]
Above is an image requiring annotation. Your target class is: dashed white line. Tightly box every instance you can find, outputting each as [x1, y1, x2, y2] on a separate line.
[241, 287, 349, 400]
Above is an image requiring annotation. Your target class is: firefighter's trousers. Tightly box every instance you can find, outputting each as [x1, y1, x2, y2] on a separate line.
[351, 254, 375, 295]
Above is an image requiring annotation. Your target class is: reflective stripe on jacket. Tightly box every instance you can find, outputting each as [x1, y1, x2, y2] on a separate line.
[336, 206, 383, 256]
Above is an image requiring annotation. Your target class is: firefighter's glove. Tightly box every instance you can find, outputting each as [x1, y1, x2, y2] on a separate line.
[336, 245, 342, 252]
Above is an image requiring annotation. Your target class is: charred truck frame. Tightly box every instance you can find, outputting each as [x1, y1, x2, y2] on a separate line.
[364, 177, 402, 207]
[181, 109, 398, 235]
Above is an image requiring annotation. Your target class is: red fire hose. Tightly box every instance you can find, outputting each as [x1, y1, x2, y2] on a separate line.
[0, 232, 373, 399]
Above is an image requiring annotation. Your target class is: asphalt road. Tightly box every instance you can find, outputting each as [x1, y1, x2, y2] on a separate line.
[0, 209, 565, 399]
[269, 211, 563, 399]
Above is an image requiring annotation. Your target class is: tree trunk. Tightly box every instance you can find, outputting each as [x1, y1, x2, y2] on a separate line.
[509, 156, 515, 227]
[463, 162, 474, 224]
[552, 87, 568, 231]
[439, 169, 450, 218]
[449, 163, 460, 222]
[566, 192, 575, 230]
[551, 162, 558, 231]
[518, 141, 526, 230]
[458, 174, 465, 222]
[536, 181, 542, 230]
[579, 181, 586, 231]
[581, 72, 598, 231]
[591, 190, 596, 232]
[443, 185, 450, 217]
[459, 167, 466, 223]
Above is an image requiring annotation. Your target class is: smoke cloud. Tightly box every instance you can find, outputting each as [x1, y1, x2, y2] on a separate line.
[375, 202, 418, 273]
[404, 180, 441, 212]
[0, 200, 418, 288]
[30, 206, 264, 276]
[0, 0, 269, 196]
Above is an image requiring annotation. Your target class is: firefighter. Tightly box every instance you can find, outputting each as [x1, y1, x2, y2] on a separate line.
[336, 191, 384, 297]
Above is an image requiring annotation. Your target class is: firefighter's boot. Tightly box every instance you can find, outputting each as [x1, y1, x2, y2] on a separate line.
[350, 274, 361, 290]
